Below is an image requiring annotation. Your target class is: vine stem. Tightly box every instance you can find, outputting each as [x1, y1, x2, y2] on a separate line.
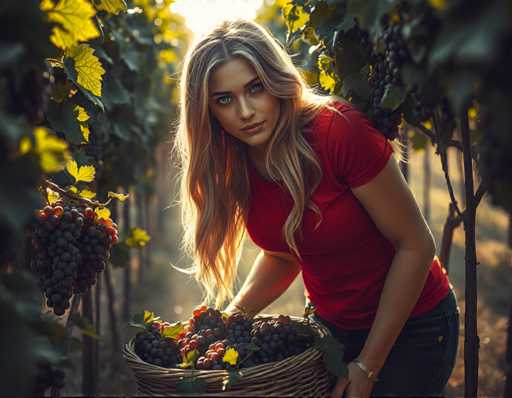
[431, 109, 464, 221]
[41, 179, 114, 207]
[50, 294, 82, 398]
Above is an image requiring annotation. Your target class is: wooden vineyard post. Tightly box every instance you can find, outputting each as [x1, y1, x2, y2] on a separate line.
[82, 291, 95, 396]
[122, 195, 132, 321]
[460, 105, 479, 398]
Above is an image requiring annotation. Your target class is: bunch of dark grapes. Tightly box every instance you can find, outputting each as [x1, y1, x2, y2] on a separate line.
[133, 324, 181, 368]
[32, 205, 83, 315]
[225, 313, 252, 345]
[368, 19, 410, 140]
[74, 207, 116, 294]
[32, 361, 65, 396]
[31, 202, 119, 316]
[250, 315, 314, 365]
[190, 307, 226, 339]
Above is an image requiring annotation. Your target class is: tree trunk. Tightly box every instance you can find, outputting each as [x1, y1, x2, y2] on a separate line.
[82, 291, 94, 396]
[457, 145, 465, 202]
[439, 203, 460, 275]
[423, 144, 431, 223]
[461, 108, 479, 398]
[122, 196, 132, 321]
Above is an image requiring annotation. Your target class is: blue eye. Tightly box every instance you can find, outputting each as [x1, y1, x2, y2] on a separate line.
[250, 82, 264, 93]
[217, 96, 231, 105]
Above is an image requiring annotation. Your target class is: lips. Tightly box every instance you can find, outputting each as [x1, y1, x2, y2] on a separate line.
[241, 121, 265, 132]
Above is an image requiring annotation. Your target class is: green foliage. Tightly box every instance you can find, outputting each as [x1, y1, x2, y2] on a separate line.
[285, 0, 512, 213]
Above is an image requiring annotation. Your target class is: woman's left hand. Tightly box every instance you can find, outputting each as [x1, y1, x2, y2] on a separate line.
[329, 361, 376, 398]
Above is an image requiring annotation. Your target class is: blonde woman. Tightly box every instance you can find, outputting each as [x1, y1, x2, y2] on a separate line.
[172, 19, 459, 398]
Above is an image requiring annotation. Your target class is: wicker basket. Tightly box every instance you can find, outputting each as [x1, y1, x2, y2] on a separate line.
[123, 314, 334, 397]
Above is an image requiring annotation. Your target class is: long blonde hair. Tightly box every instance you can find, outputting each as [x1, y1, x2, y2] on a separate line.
[171, 19, 403, 307]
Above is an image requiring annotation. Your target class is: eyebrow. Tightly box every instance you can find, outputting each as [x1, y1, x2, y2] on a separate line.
[210, 76, 261, 97]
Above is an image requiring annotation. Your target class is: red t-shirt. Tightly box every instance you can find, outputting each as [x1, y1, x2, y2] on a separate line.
[246, 101, 451, 330]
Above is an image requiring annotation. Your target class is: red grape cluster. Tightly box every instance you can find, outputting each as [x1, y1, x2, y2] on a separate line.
[31, 202, 119, 315]
[196, 341, 231, 370]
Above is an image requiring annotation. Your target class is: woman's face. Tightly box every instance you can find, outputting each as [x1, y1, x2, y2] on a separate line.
[208, 57, 280, 159]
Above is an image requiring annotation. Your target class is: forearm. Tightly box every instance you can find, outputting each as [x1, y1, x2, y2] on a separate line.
[224, 250, 301, 316]
[358, 247, 435, 373]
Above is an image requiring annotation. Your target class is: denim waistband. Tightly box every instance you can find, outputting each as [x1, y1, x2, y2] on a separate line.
[312, 288, 459, 337]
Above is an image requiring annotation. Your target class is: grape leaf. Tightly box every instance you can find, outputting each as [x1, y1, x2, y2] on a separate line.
[316, 335, 348, 378]
[79, 189, 96, 199]
[74, 105, 90, 122]
[107, 191, 129, 201]
[162, 322, 184, 340]
[34, 127, 69, 173]
[129, 311, 146, 329]
[175, 376, 207, 394]
[95, 207, 110, 220]
[178, 349, 199, 369]
[223, 347, 239, 366]
[46, 188, 61, 205]
[125, 227, 151, 248]
[66, 160, 96, 183]
[95, 0, 128, 15]
[40, 0, 100, 50]
[64, 44, 105, 97]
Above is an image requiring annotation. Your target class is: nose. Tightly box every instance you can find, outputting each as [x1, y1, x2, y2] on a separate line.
[238, 97, 255, 121]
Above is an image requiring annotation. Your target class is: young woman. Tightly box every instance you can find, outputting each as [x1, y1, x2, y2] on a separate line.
[172, 19, 459, 398]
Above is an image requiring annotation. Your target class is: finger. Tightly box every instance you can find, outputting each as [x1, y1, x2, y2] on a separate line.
[330, 377, 349, 398]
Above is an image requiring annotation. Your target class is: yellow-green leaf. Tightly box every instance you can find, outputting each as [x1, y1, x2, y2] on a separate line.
[79, 189, 96, 199]
[18, 136, 32, 155]
[74, 105, 90, 122]
[107, 191, 129, 201]
[223, 347, 239, 366]
[41, 0, 100, 50]
[95, 207, 111, 220]
[282, 3, 309, 33]
[34, 127, 69, 173]
[64, 44, 105, 97]
[46, 188, 61, 205]
[162, 322, 184, 340]
[422, 120, 433, 130]
[95, 0, 127, 15]
[144, 310, 156, 324]
[80, 125, 90, 143]
[66, 160, 96, 183]
[428, 0, 446, 11]
[159, 49, 177, 64]
[69, 185, 79, 194]
[178, 349, 199, 369]
[317, 54, 337, 94]
[126, 227, 151, 248]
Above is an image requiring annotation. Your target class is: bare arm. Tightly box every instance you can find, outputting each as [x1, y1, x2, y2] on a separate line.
[224, 249, 301, 316]
[351, 155, 436, 374]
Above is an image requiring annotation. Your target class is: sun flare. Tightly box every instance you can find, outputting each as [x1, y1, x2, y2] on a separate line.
[170, 0, 264, 39]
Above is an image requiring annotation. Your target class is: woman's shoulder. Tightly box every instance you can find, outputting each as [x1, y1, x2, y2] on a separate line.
[304, 99, 355, 132]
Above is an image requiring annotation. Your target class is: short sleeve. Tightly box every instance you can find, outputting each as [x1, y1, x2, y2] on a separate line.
[326, 104, 394, 188]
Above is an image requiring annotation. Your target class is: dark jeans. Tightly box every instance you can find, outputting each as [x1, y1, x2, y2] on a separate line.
[311, 288, 460, 397]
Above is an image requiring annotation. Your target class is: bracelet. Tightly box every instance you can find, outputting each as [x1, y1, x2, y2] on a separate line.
[352, 358, 379, 382]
